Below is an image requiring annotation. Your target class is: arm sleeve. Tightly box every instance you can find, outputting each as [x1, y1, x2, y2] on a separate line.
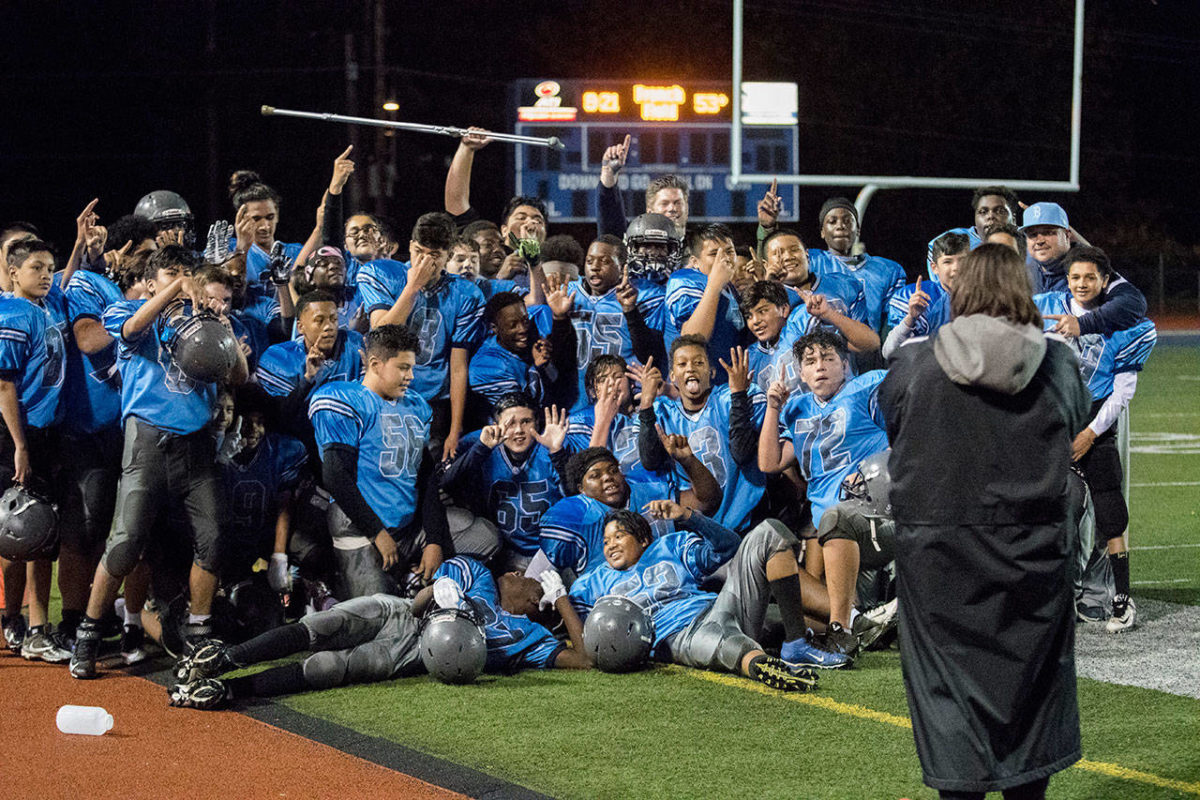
[1088, 372, 1138, 436]
[1077, 278, 1147, 337]
[637, 407, 671, 472]
[321, 444, 386, 537]
[441, 438, 491, 491]
[679, 512, 741, 571]
[727, 390, 758, 466]
[418, 450, 452, 552]
[624, 305, 667, 368]
[321, 191, 343, 248]
[549, 447, 573, 491]
[881, 317, 915, 360]
[596, 182, 627, 239]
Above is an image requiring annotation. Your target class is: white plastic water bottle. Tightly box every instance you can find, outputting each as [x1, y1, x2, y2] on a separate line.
[56, 705, 114, 736]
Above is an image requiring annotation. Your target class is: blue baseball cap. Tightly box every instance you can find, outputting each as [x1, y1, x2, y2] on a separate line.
[1019, 202, 1069, 232]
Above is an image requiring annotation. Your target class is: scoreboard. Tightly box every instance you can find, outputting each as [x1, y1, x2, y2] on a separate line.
[509, 79, 799, 224]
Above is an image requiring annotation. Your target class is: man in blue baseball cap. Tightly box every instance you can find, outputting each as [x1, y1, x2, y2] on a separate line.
[1020, 202, 1146, 339]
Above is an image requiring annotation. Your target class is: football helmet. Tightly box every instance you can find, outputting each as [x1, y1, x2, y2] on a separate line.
[419, 606, 487, 684]
[839, 450, 892, 519]
[135, 190, 196, 248]
[0, 485, 59, 561]
[624, 213, 683, 282]
[166, 310, 239, 384]
[582, 595, 653, 673]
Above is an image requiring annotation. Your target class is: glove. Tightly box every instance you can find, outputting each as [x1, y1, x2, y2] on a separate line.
[204, 220, 233, 264]
[267, 241, 294, 285]
[538, 570, 566, 610]
[432, 576, 464, 609]
[267, 553, 291, 592]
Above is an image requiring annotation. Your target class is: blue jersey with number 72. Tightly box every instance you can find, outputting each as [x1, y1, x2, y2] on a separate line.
[309, 380, 430, 529]
[779, 370, 888, 527]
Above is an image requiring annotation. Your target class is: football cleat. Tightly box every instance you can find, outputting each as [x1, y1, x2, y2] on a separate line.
[819, 621, 861, 662]
[168, 678, 229, 710]
[782, 635, 853, 670]
[855, 598, 899, 651]
[173, 638, 233, 683]
[2, 614, 27, 652]
[750, 656, 818, 692]
[1105, 596, 1136, 634]
[1076, 604, 1107, 624]
[69, 621, 101, 679]
[120, 625, 149, 665]
[21, 629, 73, 663]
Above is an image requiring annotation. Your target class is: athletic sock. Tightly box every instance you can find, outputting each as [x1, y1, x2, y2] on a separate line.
[769, 576, 807, 642]
[1109, 551, 1131, 600]
[28, 625, 44, 637]
[125, 607, 142, 628]
[228, 622, 309, 666]
[226, 662, 307, 699]
[187, 613, 211, 626]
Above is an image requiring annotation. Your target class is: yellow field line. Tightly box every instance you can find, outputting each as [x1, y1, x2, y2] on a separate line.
[671, 666, 1200, 796]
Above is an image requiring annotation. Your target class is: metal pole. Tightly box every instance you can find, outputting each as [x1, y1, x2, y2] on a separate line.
[1069, 0, 1085, 187]
[731, 0, 744, 184]
[854, 184, 879, 230]
[343, 33, 362, 212]
[260, 106, 565, 149]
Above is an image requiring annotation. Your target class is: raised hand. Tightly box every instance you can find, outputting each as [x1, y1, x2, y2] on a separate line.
[329, 145, 355, 195]
[1044, 314, 1081, 338]
[479, 424, 504, 449]
[104, 240, 133, 278]
[600, 133, 632, 188]
[533, 405, 569, 453]
[800, 290, 832, 320]
[709, 249, 735, 289]
[460, 126, 493, 151]
[537, 569, 566, 610]
[642, 498, 691, 522]
[532, 338, 552, 368]
[234, 204, 255, 253]
[757, 177, 782, 229]
[407, 251, 441, 292]
[205, 220, 233, 264]
[656, 423, 695, 462]
[545, 277, 575, 319]
[637, 356, 663, 409]
[615, 265, 639, 313]
[594, 376, 621, 423]
[905, 276, 930, 325]
[304, 339, 328, 380]
[718, 346, 754, 393]
[766, 379, 791, 411]
[75, 199, 106, 261]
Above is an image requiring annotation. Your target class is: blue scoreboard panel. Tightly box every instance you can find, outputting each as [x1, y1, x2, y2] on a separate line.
[510, 79, 799, 224]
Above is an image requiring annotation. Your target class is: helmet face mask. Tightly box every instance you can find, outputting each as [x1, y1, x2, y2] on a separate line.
[838, 451, 892, 518]
[136, 190, 196, 248]
[419, 606, 487, 684]
[582, 595, 653, 673]
[624, 213, 683, 282]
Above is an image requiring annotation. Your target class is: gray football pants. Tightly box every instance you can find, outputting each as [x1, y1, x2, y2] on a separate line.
[298, 594, 424, 689]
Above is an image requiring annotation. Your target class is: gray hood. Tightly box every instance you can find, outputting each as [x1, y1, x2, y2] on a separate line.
[933, 314, 1047, 394]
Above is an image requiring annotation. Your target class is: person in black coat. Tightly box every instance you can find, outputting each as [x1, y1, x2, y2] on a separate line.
[879, 243, 1091, 800]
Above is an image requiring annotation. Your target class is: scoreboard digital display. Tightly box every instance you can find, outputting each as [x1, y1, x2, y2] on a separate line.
[510, 79, 799, 224]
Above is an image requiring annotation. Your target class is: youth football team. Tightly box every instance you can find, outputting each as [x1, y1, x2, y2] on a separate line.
[0, 129, 1155, 712]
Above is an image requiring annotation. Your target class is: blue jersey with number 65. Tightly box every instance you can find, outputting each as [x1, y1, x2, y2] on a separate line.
[778, 370, 888, 527]
[309, 380, 430, 529]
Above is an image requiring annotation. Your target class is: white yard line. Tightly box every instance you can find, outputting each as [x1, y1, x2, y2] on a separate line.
[1130, 481, 1200, 487]
[1131, 543, 1200, 551]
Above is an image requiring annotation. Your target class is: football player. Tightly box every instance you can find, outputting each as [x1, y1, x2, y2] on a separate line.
[358, 213, 487, 460]
[883, 231, 968, 358]
[563, 354, 648, 476]
[0, 239, 71, 662]
[664, 225, 747, 384]
[290, 246, 364, 333]
[71, 245, 250, 679]
[535, 444, 718, 583]
[229, 175, 304, 302]
[442, 393, 569, 572]
[923, 186, 1019, 275]
[639, 336, 766, 533]
[1034, 247, 1157, 631]
[568, 502, 849, 690]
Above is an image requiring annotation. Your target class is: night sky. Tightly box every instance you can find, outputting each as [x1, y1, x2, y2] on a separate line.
[3, 0, 1197, 294]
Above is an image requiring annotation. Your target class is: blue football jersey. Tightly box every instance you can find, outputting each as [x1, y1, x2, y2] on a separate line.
[233, 293, 281, 363]
[925, 226, 982, 279]
[652, 383, 766, 533]
[568, 531, 722, 656]
[539, 476, 676, 576]
[808, 249, 906, 333]
[1033, 293, 1157, 400]
[244, 242, 303, 299]
[887, 280, 951, 338]
[0, 291, 68, 430]
[469, 336, 545, 408]
[289, 288, 365, 340]
[778, 370, 889, 526]
[358, 262, 485, 402]
[102, 302, 218, 435]
[309, 380, 430, 529]
[746, 334, 804, 396]
[62, 269, 124, 434]
[454, 431, 564, 556]
[257, 330, 364, 398]
[223, 433, 307, 538]
[471, 275, 526, 301]
[664, 268, 745, 384]
[781, 272, 870, 341]
[564, 407, 645, 476]
[633, 278, 667, 334]
[564, 281, 649, 412]
[435, 556, 563, 672]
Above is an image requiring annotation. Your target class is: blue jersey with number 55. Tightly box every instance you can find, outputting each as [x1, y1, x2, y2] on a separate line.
[309, 380, 430, 529]
[779, 370, 888, 526]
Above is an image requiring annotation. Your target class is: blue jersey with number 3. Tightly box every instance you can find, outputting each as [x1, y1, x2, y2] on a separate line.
[779, 370, 889, 526]
[435, 556, 563, 672]
[0, 291, 68, 430]
[309, 380, 430, 529]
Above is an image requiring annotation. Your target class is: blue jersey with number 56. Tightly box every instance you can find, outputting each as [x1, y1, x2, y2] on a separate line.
[779, 370, 888, 526]
[309, 380, 430, 529]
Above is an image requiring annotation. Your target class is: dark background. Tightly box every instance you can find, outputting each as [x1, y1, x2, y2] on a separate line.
[3, 0, 1197, 309]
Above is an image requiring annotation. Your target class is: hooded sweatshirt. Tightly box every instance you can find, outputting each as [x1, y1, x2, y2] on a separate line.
[879, 314, 1090, 526]
[1030, 247, 1147, 338]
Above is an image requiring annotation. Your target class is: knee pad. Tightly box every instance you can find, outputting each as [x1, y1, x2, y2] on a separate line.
[302, 650, 348, 690]
[103, 539, 142, 579]
[744, 518, 795, 555]
[1091, 488, 1129, 540]
[345, 643, 395, 684]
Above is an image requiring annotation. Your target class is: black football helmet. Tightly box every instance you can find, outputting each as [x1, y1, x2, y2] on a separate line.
[167, 310, 239, 384]
[0, 486, 59, 561]
[624, 213, 683, 283]
[135, 190, 196, 248]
